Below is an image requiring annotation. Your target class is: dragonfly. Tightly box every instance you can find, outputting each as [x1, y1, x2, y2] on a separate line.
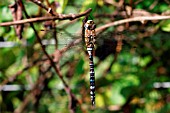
[41, 19, 97, 106]
[38, 21, 138, 106]
[0, 21, 138, 107]
[83, 20, 96, 106]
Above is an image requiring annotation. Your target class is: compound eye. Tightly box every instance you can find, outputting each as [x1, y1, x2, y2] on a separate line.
[87, 25, 91, 30]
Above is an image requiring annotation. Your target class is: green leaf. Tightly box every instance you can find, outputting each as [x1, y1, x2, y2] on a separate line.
[0, 48, 16, 71]
[96, 94, 105, 107]
[56, 0, 68, 13]
[139, 56, 152, 67]
[80, 0, 97, 18]
[161, 20, 170, 32]
[111, 82, 126, 105]
[0, 6, 12, 22]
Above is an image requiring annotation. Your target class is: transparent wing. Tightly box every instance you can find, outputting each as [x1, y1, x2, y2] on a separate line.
[36, 30, 84, 65]
[95, 31, 139, 60]
[39, 29, 139, 60]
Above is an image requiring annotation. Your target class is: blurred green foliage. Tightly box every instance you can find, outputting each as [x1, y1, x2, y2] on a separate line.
[1, 0, 170, 113]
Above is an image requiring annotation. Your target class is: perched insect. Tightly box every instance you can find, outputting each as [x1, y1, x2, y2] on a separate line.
[37, 21, 138, 107]
[83, 20, 96, 106]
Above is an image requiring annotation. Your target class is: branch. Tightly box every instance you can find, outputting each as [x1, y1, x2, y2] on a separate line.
[96, 15, 170, 32]
[0, 8, 92, 27]
[51, 14, 170, 52]
[29, 0, 57, 16]
[57, 15, 170, 53]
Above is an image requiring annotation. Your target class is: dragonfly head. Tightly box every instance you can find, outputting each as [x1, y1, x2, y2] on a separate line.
[84, 20, 96, 30]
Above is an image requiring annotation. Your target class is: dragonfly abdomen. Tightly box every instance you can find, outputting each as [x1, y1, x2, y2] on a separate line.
[87, 47, 95, 106]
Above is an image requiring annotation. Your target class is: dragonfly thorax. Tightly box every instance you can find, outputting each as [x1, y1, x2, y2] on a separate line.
[84, 20, 96, 48]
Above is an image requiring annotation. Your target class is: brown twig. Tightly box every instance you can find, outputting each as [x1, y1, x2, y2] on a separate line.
[0, 38, 81, 97]
[0, 8, 92, 27]
[29, 0, 57, 16]
[33, 13, 170, 65]
[149, 0, 158, 10]
[95, 15, 170, 32]
[21, 0, 63, 85]
[55, 14, 170, 54]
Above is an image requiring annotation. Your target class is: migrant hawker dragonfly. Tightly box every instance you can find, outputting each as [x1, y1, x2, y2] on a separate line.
[38, 24, 138, 107]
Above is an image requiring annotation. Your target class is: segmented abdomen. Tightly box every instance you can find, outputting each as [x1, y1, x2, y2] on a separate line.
[87, 47, 95, 106]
